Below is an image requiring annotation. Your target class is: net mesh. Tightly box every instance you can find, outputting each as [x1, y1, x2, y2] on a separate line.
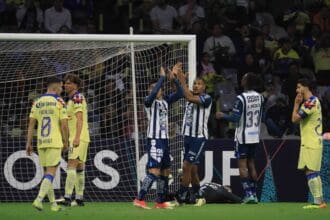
[0, 39, 189, 201]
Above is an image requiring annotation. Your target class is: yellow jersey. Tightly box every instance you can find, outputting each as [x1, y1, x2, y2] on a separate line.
[67, 92, 90, 143]
[29, 94, 68, 149]
[298, 96, 323, 149]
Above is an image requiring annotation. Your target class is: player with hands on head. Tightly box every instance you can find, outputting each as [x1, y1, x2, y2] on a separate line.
[133, 64, 183, 209]
[26, 76, 69, 212]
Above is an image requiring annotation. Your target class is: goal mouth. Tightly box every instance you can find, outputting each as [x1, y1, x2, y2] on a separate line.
[0, 34, 196, 202]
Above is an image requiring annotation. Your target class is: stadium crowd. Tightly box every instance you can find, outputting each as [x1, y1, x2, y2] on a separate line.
[0, 0, 329, 140]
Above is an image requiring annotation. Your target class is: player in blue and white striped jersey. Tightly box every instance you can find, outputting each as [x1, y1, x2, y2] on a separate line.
[133, 65, 183, 209]
[217, 72, 264, 204]
[175, 64, 212, 205]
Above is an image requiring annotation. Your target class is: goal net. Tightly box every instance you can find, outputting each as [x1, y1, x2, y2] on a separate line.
[0, 34, 196, 202]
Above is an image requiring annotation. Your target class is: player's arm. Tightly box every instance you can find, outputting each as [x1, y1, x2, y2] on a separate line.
[73, 111, 83, 148]
[176, 70, 200, 104]
[144, 67, 166, 107]
[26, 117, 36, 156]
[60, 118, 69, 152]
[166, 68, 183, 104]
[216, 98, 243, 123]
[291, 93, 303, 123]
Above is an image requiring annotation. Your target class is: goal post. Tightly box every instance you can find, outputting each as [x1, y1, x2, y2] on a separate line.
[0, 33, 196, 201]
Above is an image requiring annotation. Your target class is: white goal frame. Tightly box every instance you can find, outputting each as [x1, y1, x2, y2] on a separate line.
[0, 33, 196, 193]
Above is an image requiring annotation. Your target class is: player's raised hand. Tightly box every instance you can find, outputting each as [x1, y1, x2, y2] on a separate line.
[160, 66, 166, 77]
[26, 143, 33, 156]
[295, 93, 303, 105]
[172, 62, 183, 75]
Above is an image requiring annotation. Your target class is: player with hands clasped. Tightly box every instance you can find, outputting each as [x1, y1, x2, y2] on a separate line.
[26, 77, 69, 212]
[133, 64, 183, 209]
[291, 78, 326, 209]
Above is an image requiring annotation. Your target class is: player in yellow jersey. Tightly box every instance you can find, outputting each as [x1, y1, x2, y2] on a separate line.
[26, 77, 69, 211]
[291, 78, 326, 209]
[60, 74, 90, 206]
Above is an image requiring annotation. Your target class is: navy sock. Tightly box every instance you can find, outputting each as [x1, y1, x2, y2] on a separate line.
[241, 178, 253, 197]
[192, 184, 201, 198]
[249, 179, 257, 197]
[177, 184, 189, 202]
[156, 175, 169, 203]
[137, 173, 158, 200]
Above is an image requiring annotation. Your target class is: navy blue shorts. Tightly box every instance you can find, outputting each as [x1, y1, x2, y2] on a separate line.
[235, 142, 258, 159]
[183, 136, 206, 165]
[146, 138, 170, 169]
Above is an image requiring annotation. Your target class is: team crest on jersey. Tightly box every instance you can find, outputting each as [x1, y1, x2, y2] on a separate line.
[304, 97, 317, 109]
[72, 93, 84, 104]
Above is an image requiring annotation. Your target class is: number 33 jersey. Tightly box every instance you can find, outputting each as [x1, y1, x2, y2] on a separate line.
[298, 96, 323, 149]
[29, 94, 68, 149]
[234, 91, 264, 144]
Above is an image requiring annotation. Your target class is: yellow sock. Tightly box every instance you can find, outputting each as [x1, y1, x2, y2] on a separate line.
[308, 175, 323, 204]
[75, 170, 85, 199]
[37, 175, 53, 202]
[65, 168, 76, 198]
[47, 183, 55, 204]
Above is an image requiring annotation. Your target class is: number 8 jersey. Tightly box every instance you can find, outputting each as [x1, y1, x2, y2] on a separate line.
[233, 91, 264, 144]
[29, 94, 68, 149]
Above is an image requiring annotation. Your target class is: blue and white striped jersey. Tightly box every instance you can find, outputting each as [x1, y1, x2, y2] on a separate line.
[233, 91, 264, 144]
[182, 94, 212, 139]
[145, 76, 182, 139]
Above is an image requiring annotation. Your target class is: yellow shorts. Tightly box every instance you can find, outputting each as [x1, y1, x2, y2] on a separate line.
[68, 141, 89, 163]
[298, 146, 323, 171]
[38, 148, 62, 167]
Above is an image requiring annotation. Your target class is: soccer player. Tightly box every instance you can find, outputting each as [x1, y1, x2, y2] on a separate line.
[175, 65, 212, 206]
[166, 182, 242, 205]
[291, 78, 326, 209]
[216, 72, 264, 204]
[133, 65, 183, 209]
[60, 74, 90, 206]
[26, 77, 69, 211]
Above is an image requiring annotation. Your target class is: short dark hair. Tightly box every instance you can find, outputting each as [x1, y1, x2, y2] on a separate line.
[46, 76, 62, 87]
[298, 78, 317, 92]
[64, 73, 82, 87]
[244, 72, 260, 91]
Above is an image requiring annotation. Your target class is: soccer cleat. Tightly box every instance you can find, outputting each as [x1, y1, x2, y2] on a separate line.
[253, 196, 259, 204]
[50, 204, 62, 212]
[154, 202, 174, 209]
[58, 197, 72, 207]
[242, 196, 258, 204]
[194, 198, 206, 207]
[75, 199, 85, 206]
[133, 199, 151, 209]
[32, 199, 43, 211]
[303, 203, 327, 209]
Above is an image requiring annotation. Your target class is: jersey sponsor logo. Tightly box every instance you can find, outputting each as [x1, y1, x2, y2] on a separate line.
[35, 102, 56, 108]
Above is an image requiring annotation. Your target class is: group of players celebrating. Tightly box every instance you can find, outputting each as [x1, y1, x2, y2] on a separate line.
[26, 62, 326, 211]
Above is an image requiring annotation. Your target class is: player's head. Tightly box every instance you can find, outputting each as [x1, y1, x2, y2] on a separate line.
[149, 79, 163, 99]
[46, 76, 63, 95]
[64, 73, 81, 94]
[241, 72, 258, 91]
[193, 77, 206, 95]
[296, 78, 317, 98]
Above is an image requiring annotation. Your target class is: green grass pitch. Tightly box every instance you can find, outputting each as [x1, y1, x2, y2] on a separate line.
[1, 202, 329, 220]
